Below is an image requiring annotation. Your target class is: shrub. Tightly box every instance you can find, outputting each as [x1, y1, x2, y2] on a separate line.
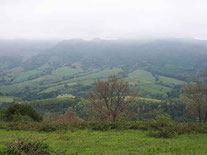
[88, 121, 132, 131]
[37, 122, 61, 132]
[89, 122, 118, 131]
[2, 137, 51, 155]
[0, 108, 7, 121]
[155, 113, 173, 125]
[3, 104, 42, 122]
[172, 123, 207, 134]
[1, 120, 207, 135]
[138, 119, 173, 131]
[9, 114, 34, 122]
[147, 127, 177, 138]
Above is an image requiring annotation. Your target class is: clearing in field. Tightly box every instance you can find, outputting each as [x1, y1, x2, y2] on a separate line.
[0, 96, 13, 103]
[158, 75, 186, 85]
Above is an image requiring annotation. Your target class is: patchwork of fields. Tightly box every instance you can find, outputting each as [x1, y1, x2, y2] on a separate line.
[0, 65, 186, 102]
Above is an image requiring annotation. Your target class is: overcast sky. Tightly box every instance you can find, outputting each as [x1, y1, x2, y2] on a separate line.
[0, 0, 207, 40]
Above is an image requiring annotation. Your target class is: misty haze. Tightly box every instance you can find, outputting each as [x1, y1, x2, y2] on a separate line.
[0, 0, 207, 154]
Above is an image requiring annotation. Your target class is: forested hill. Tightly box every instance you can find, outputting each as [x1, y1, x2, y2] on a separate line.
[0, 39, 207, 100]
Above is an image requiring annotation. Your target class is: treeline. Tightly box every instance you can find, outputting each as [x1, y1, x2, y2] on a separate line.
[34, 71, 206, 123]
[0, 70, 207, 124]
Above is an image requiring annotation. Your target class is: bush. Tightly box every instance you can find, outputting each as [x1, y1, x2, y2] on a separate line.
[2, 137, 51, 155]
[88, 121, 135, 131]
[37, 122, 63, 132]
[9, 114, 34, 122]
[0, 108, 7, 121]
[147, 127, 177, 138]
[155, 113, 173, 125]
[172, 123, 207, 134]
[138, 119, 173, 131]
[2, 104, 42, 122]
[1, 120, 207, 135]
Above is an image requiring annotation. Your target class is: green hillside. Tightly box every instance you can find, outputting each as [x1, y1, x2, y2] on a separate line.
[0, 96, 13, 103]
[0, 39, 206, 100]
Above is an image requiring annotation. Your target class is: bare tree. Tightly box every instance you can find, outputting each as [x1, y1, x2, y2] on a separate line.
[182, 71, 207, 122]
[87, 75, 136, 121]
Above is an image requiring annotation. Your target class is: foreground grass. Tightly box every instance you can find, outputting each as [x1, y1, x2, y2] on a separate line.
[0, 129, 207, 154]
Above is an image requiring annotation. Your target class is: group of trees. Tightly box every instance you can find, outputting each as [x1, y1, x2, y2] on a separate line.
[182, 72, 207, 122]
[0, 104, 42, 122]
[86, 72, 207, 122]
[0, 71, 206, 123]
[87, 75, 136, 121]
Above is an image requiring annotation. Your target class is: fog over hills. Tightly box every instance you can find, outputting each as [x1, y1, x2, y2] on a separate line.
[1, 1, 207, 153]
[0, 39, 206, 100]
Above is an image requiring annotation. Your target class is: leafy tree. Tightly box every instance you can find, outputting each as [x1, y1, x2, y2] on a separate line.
[182, 71, 207, 122]
[2, 103, 42, 122]
[87, 75, 136, 121]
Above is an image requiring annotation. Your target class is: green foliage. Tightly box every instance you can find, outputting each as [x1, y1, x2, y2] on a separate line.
[172, 123, 207, 134]
[0, 108, 7, 121]
[2, 137, 51, 155]
[129, 98, 187, 122]
[8, 114, 34, 122]
[30, 97, 80, 114]
[155, 113, 173, 124]
[0, 120, 207, 136]
[144, 114, 176, 138]
[147, 127, 177, 138]
[0, 121, 73, 132]
[37, 123, 60, 132]
[88, 122, 130, 131]
[2, 104, 42, 122]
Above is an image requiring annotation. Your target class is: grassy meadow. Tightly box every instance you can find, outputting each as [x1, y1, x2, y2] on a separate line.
[0, 129, 206, 154]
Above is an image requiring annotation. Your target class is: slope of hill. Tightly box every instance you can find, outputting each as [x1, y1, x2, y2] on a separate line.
[0, 39, 206, 101]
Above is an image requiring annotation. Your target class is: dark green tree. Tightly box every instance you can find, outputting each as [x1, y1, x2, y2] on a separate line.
[2, 103, 42, 122]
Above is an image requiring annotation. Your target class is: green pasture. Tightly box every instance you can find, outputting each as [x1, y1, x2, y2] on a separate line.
[0, 130, 206, 154]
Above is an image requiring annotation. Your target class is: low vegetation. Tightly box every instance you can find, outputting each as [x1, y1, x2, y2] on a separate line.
[0, 128, 207, 154]
[2, 137, 51, 155]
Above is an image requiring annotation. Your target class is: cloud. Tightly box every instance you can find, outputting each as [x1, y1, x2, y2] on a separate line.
[0, 0, 207, 40]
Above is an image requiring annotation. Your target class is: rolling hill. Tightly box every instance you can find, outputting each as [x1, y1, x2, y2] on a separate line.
[0, 39, 206, 101]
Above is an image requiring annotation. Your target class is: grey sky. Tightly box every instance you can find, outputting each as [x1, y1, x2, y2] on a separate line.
[0, 0, 207, 40]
